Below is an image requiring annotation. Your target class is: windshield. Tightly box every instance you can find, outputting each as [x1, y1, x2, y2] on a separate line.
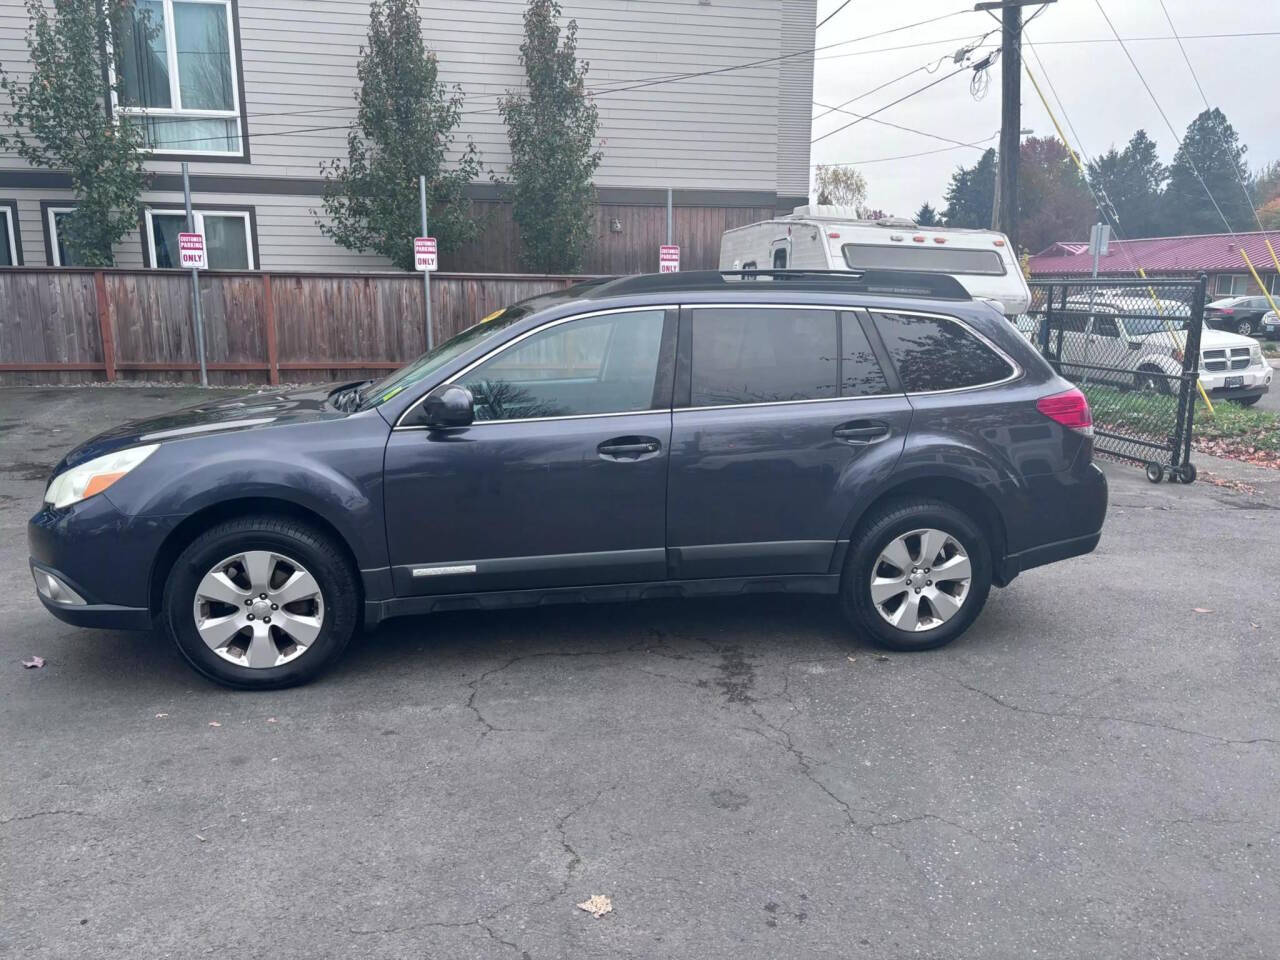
[357, 307, 530, 408]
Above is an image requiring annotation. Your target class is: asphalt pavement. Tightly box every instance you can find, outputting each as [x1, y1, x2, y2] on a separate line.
[1, 385, 1277, 960]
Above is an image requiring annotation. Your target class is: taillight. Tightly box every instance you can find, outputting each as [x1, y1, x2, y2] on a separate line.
[1216, 308, 1233, 315]
[1037, 388, 1093, 435]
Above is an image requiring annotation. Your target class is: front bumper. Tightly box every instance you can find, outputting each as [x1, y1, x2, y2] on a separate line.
[1199, 366, 1272, 398]
[28, 495, 176, 632]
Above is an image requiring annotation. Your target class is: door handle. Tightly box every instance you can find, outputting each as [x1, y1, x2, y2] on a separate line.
[598, 436, 662, 460]
[833, 420, 891, 445]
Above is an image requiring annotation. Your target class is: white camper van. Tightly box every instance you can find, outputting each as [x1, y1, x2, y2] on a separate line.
[719, 205, 1031, 316]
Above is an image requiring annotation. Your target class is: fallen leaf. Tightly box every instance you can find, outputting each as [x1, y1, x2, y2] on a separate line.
[266, 717, 277, 723]
[21, 656, 45, 669]
[1192, 608, 1212, 614]
[195, 834, 207, 842]
[577, 895, 612, 919]
[873, 654, 890, 662]
[155, 713, 168, 719]
[208, 721, 221, 727]
[846, 656, 856, 663]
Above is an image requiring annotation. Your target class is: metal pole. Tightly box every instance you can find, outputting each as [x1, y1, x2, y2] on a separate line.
[182, 162, 208, 387]
[420, 175, 433, 351]
[666, 187, 672, 246]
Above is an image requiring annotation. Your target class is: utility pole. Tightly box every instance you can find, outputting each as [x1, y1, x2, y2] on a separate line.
[975, 0, 1055, 249]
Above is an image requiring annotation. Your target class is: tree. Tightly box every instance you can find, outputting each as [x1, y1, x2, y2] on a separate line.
[0, 0, 149, 266]
[1162, 108, 1252, 235]
[1017, 136, 1095, 254]
[498, 0, 602, 274]
[1088, 130, 1166, 238]
[814, 164, 867, 208]
[942, 149, 996, 228]
[914, 202, 939, 226]
[319, 0, 480, 271]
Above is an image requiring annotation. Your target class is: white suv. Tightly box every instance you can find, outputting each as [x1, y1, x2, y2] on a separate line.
[1020, 293, 1272, 406]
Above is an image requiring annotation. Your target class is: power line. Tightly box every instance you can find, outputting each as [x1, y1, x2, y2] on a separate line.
[820, 131, 999, 167]
[813, 29, 1280, 61]
[816, 0, 857, 30]
[130, 8, 986, 149]
[812, 97, 994, 149]
[810, 59, 979, 145]
[1092, 0, 1237, 238]
[1155, 0, 1269, 236]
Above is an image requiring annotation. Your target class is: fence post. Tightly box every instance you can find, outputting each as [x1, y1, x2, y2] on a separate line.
[262, 273, 279, 386]
[1175, 273, 1209, 471]
[93, 270, 116, 382]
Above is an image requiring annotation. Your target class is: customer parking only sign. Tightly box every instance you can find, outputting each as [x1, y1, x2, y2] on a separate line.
[178, 232, 207, 270]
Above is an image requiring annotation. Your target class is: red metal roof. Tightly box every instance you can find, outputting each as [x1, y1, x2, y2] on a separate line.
[1029, 230, 1280, 276]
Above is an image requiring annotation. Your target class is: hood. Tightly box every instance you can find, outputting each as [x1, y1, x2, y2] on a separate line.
[58, 383, 352, 472]
[1197, 328, 1259, 351]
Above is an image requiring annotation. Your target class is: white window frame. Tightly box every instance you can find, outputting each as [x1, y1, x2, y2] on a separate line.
[1214, 273, 1249, 297]
[0, 205, 18, 266]
[114, 0, 244, 158]
[144, 208, 255, 269]
[45, 206, 76, 267]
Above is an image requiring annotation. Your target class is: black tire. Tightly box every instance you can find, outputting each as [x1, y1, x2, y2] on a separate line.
[162, 515, 360, 689]
[1178, 462, 1197, 484]
[840, 498, 992, 653]
[1236, 319, 1254, 337]
[1231, 395, 1261, 407]
[1146, 462, 1165, 483]
[1136, 367, 1172, 395]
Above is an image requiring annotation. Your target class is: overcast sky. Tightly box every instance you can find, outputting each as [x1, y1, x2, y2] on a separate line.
[809, 0, 1276, 220]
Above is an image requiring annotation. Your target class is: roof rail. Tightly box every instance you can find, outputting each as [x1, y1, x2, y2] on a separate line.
[595, 269, 972, 301]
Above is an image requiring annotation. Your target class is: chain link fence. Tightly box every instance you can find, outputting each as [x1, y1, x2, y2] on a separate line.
[1015, 276, 1209, 482]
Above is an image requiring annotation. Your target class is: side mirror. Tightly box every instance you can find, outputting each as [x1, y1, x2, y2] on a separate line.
[422, 384, 474, 428]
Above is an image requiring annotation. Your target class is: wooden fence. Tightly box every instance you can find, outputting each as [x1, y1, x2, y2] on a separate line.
[0, 268, 594, 385]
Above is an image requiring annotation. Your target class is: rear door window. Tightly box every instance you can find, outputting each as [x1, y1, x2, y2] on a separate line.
[872, 312, 1016, 392]
[689, 308, 837, 406]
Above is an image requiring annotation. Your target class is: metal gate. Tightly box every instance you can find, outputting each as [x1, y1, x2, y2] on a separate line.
[1017, 276, 1209, 483]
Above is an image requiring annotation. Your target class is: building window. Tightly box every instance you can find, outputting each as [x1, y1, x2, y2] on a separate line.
[44, 205, 79, 266]
[144, 208, 255, 269]
[1214, 274, 1250, 297]
[117, 0, 244, 156]
[0, 201, 20, 266]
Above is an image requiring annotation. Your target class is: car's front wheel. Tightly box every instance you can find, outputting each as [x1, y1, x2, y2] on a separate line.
[841, 498, 992, 652]
[1236, 319, 1254, 337]
[163, 516, 360, 689]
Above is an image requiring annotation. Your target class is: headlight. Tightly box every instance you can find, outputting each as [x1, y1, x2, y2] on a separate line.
[44, 444, 159, 509]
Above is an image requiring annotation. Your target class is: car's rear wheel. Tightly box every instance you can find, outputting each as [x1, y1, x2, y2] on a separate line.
[841, 498, 991, 652]
[163, 516, 359, 689]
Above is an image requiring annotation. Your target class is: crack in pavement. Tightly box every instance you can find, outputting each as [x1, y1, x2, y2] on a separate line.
[461, 637, 720, 739]
[0, 809, 87, 825]
[942, 673, 1280, 746]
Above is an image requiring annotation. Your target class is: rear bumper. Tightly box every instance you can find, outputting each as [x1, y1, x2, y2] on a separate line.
[995, 462, 1107, 585]
[999, 530, 1101, 582]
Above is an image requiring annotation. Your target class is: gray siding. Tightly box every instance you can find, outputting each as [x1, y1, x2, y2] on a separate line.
[777, 0, 816, 202]
[0, 0, 816, 267]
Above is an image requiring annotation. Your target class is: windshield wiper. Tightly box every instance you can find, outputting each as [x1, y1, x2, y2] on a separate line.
[329, 380, 372, 412]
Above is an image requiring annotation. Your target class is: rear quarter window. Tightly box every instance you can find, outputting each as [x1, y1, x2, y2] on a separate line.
[872, 312, 1016, 392]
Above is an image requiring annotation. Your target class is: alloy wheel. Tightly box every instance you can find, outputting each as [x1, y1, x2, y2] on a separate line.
[193, 550, 325, 668]
[868, 528, 972, 632]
